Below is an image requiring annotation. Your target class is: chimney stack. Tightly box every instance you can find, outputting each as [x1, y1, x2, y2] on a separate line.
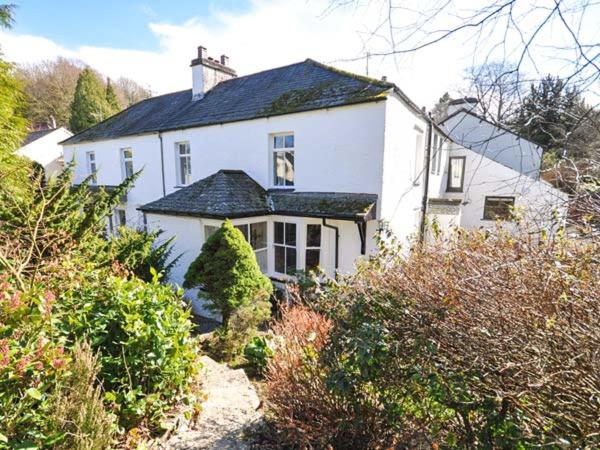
[191, 45, 237, 101]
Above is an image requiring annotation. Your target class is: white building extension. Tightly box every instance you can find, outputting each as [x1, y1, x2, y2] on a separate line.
[18, 127, 72, 179]
[61, 47, 567, 314]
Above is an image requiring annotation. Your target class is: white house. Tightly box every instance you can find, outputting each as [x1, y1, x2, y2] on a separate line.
[61, 47, 566, 312]
[18, 127, 72, 179]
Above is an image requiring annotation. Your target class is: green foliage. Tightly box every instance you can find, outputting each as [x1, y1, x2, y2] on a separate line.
[243, 334, 275, 373]
[69, 68, 112, 133]
[58, 272, 199, 429]
[184, 219, 273, 326]
[109, 227, 181, 282]
[105, 77, 121, 114]
[0, 4, 15, 29]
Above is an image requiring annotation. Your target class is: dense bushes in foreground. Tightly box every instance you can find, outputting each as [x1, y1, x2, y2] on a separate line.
[265, 230, 600, 448]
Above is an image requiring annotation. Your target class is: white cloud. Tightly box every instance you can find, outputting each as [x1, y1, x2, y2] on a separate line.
[0, 0, 468, 107]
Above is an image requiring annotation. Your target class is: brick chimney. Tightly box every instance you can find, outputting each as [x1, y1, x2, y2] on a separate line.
[191, 46, 237, 100]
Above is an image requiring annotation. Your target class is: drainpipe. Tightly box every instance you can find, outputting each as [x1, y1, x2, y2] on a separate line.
[418, 114, 433, 245]
[158, 132, 166, 197]
[322, 218, 339, 278]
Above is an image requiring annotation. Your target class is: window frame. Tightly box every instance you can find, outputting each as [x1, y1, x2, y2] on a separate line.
[483, 196, 516, 221]
[120, 147, 134, 180]
[413, 128, 424, 185]
[116, 208, 126, 228]
[446, 156, 466, 193]
[271, 133, 295, 188]
[175, 141, 192, 186]
[86, 151, 97, 184]
[435, 135, 443, 175]
[273, 221, 297, 275]
[233, 222, 269, 273]
[305, 224, 322, 272]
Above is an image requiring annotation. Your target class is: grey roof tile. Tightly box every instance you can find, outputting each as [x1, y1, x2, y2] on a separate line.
[139, 170, 377, 221]
[62, 59, 393, 145]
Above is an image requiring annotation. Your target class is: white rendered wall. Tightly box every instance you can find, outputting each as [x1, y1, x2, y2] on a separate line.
[18, 127, 72, 179]
[442, 111, 542, 178]
[442, 143, 568, 232]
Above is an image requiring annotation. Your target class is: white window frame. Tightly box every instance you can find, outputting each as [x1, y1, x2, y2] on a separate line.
[435, 135, 443, 175]
[120, 147, 134, 180]
[413, 128, 424, 184]
[86, 151, 97, 184]
[271, 133, 295, 187]
[175, 142, 192, 186]
[273, 220, 297, 275]
[430, 134, 439, 175]
[305, 224, 321, 272]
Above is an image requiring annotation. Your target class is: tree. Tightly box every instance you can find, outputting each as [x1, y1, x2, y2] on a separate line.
[114, 77, 151, 107]
[183, 220, 273, 326]
[430, 92, 451, 123]
[0, 3, 15, 29]
[69, 68, 111, 133]
[105, 77, 121, 114]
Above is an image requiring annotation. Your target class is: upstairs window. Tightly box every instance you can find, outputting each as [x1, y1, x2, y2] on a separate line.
[204, 225, 219, 241]
[272, 133, 294, 187]
[435, 135, 443, 175]
[483, 196, 515, 221]
[176, 142, 191, 186]
[86, 151, 97, 184]
[413, 129, 424, 184]
[121, 148, 134, 179]
[430, 134, 439, 175]
[235, 222, 268, 272]
[305, 224, 321, 272]
[274, 221, 296, 275]
[447, 156, 466, 192]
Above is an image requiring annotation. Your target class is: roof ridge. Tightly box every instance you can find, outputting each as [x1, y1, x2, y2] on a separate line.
[305, 58, 394, 88]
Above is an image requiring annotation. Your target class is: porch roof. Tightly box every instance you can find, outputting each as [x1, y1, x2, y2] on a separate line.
[139, 169, 377, 222]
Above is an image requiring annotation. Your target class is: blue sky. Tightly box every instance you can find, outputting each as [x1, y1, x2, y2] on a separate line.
[11, 0, 251, 51]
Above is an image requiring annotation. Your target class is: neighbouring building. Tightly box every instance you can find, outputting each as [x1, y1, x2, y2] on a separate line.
[61, 47, 567, 315]
[19, 126, 73, 179]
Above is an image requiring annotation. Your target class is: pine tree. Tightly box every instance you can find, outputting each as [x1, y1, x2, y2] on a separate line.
[183, 220, 273, 326]
[105, 77, 121, 115]
[69, 68, 110, 133]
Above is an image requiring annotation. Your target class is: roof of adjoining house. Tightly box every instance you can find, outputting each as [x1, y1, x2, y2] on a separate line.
[139, 169, 377, 221]
[62, 59, 396, 145]
[22, 128, 57, 147]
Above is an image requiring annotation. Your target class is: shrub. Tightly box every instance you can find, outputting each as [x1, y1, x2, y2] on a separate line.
[184, 219, 273, 326]
[243, 334, 276, 373]
[58, 270, 200, 429]
[264, 231, 600, 448]
[108, 227, 181, 282]
[45, 341, 116, 450]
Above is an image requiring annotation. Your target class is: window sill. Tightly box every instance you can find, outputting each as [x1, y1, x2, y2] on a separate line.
[173, 185, 189, 189]
[446, 189, 464, 193]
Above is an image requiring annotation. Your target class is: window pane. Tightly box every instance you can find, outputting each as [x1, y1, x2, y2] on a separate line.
[123, 148, 132, 159]
[285, 151, 294, 186]
[125, 160, 134, 178]
[235, 224, 249, 241]
[255, 248, 268, 272]
[118, 210, 126, 226]
[274, 152, 286, 186]
[448, 158, 464, 190]
[274, 222, 284, 244]
[179, 142, 190, 155]
[305, 249, 320, 271]
[286, 248, 296, 274]
[284, 134, 294, 148]
[285, 223, 296, 246]
[484, 197, 514, 220]
[204, 225, 219, 241]
[275, 245, 285, 273]
[274, 135, 284, 149]
[306, 224, 321, 247]
[250, 222, 267, 249]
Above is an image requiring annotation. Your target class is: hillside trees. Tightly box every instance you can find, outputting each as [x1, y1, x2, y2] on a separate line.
[69, 68, 113, 133]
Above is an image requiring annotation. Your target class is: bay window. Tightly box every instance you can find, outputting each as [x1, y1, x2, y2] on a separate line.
[272, 133, 294, 187]
[235, 222, 268, 272]
[274, 221, 296, 274]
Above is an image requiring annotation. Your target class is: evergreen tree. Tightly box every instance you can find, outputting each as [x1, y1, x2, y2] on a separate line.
[105, 77, 121, 114]
[69, 68, 110, 133]
[183, 220, 273, 326]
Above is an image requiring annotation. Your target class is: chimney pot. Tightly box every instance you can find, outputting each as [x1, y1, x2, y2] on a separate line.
[220, 54, 229, 66]
[381, 75, 387, 82]
[197, 46, 207, 60]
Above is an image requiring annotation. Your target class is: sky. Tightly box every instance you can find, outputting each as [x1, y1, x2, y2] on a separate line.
[0, 0, 476, 108]
[1, 0, 597, 109]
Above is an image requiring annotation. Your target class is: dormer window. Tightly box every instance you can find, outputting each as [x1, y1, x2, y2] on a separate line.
[272, 133, 294, 187]
[176, 142, 192, 186]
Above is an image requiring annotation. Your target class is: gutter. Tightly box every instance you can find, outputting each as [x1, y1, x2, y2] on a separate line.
[418, 114, 434, 245]
[321, 218, 339, 278]
[158, 132, 166, 197]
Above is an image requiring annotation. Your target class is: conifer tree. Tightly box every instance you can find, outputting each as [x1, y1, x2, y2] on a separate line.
[184, 220, 273, 326]
[69, 68, 110, 133]
[105, 77, 121, 115]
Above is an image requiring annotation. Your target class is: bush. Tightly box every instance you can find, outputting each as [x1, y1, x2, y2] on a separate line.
[243, 334, 276, 373]
[184, 219, 273, 326]
[58, 270, 200, 429]
[108, 227, 181, 282]
[264, 231, 600, 448]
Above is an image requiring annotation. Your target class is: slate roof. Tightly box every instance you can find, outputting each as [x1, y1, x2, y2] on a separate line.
[139, 170, 377, 221]
[22, 128, 56, 146]
[62, 59, 396, 145]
